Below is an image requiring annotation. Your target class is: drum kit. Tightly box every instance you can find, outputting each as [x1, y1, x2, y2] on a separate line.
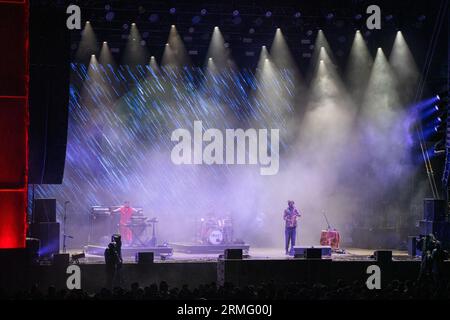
[198, 216, 234, 245]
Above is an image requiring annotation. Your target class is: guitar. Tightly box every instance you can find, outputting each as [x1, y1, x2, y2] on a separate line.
[285, 209, 300, 227]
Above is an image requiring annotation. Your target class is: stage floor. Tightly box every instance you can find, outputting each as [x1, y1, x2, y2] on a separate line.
[70, 247, 416, 264]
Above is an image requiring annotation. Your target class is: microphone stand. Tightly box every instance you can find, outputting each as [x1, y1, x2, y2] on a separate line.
[63, 201, 73, 254]
[322, 210, 332, 230]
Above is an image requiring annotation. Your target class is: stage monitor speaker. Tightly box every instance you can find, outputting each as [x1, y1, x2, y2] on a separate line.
[28, 4, 69, 184]
[374, 250, 392, 263]
[135, 252, 154, 264]
[423, 199, 446, 221]
[53, 253, 70, 267]
[224, 249, 243, 260]
[293, 246, 331, 258]
[305, 248, 322, 259]
[33, 198, 56, 223]
[30, 222, 60, 258]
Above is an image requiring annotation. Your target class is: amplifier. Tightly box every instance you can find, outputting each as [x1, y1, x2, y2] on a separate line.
[29, 222, 60, 258]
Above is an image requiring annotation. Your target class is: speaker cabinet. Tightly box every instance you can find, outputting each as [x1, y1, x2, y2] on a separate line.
[419, 220, 450, 242]
[293, 246, 331, 258]
[26, 237, 40, 263]
[28, 5, 69, 184]
[33, 198, 56, 223]
[408, 236, 417, 256]
[374, 250, 392, 263]
[423, 199, 446, 221]
[53, 253, 70, 266]
[135, 252, 154, 264]
[224, 249, 243, 260]
[305, 248, 322, 259]
[30, 222, 60, 258]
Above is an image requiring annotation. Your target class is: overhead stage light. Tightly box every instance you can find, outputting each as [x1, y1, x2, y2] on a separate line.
[105, 11, 115, 21]
[149, 13, 159, 23]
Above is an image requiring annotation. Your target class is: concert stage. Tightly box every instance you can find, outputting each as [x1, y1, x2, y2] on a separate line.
[78, 247, 414, 263]
[0, 247, 429, 295]
[169, 242, 250, 254]
[84, 244, 173, 257]
[83, 242, 249, 257]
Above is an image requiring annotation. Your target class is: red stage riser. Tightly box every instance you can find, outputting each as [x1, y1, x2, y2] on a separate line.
[0, 0, 29, 248]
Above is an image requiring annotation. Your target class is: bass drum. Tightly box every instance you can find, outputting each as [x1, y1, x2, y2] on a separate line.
[207, 229, 223, 245]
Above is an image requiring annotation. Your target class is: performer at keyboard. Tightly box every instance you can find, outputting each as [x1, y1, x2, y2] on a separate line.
[283, 200, 301, 255]
[113, 201, 137, 245]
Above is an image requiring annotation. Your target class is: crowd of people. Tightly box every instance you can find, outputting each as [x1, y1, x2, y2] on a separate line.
[2, 278, 450, 300]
